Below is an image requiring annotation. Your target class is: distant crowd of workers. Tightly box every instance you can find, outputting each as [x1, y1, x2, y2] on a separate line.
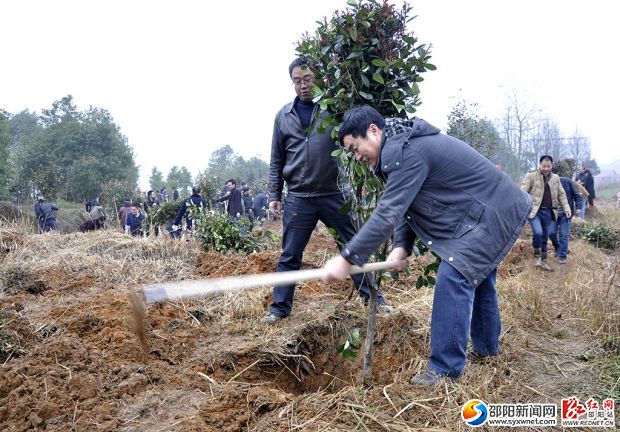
[33, 181, 271, 236]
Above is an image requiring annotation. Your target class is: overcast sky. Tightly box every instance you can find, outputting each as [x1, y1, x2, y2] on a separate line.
[2, 0, 618, 188]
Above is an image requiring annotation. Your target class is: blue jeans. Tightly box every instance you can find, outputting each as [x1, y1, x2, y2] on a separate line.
[429, 262, 500, 377]
[579, 202, 586, 220]
[528, 208, 556, 252]
[555, 213, 570, 258]
[270, 194, 383, 317]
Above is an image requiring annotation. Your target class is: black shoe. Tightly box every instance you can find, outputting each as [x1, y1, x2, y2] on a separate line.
[558, 257, 567, 264]
[261, 313, 284, 323]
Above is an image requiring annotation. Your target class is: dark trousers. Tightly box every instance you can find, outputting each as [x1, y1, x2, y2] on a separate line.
[270, 194, 384, 317]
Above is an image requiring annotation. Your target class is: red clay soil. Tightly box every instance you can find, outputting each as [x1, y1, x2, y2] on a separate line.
[0, 228, 388, 431]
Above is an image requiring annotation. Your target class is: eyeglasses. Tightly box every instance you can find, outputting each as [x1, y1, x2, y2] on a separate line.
[292, 77, 314, 87]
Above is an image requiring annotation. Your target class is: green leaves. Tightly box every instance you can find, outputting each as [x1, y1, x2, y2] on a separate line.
[371, 58, 386, 67]
[338, 327, 362, 359]
[193, 212, 276, 254]
[294, 0, 440, 301]
[295, 0, 434, 127]
[372, 72, 384, 84]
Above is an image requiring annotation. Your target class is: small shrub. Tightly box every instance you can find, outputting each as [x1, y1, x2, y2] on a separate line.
[149, 201, 183, 226]
[577, 222, 619, 250]
[338, 327, 362, 359]
[193, 212, 275, 254]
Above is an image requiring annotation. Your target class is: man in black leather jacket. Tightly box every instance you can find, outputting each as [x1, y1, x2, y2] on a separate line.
[263, 57, 393, 323]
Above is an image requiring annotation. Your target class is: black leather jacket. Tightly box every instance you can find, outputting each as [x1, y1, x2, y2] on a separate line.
[268, 98, 341, 202]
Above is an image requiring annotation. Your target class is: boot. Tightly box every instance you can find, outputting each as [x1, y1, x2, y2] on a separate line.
[540, 251, 554, 272]
[533, 248, 542, 267]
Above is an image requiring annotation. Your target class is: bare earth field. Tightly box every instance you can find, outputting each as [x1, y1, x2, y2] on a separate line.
[0, 204, 618, 431]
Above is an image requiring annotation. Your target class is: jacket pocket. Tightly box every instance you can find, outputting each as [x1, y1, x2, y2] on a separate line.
[453, 199, 485, 238]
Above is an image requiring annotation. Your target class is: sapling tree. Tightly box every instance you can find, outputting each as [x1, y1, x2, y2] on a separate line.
[295, 0, 438, 382]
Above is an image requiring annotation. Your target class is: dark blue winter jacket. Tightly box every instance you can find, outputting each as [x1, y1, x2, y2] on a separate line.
[341, 118, 532, 288]
[174, 194, 208, 229]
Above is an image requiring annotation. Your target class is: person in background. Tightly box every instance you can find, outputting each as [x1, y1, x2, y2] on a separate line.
[218, 179, 243, 220]
[548, 167, 582, 264]
[253, 189, 268, 222]
[126, 204, 145, 237]
[572, 179, 589, 219]
[576, 166, 595, 209]
[521, 155, 571, 271]
[85, 197, 99, 213]
[143, 190, 160, 237]
[172, 185, 208, 234]
[89, 203, 106, 222]
[79, 215, 106, 232]
[173, 187, 180, 201]
[241, 186, 254, 229]
[264, 58, 392, 324]
[322, 105, 532, 385]
[34, 195, 59, 233]
[118, 198, 133, 232]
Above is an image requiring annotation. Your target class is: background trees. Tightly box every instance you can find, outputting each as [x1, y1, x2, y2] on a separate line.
[446, 91, 595, 180]
[203, 145, 269, 192]
[446, 99, 501, 161]
[3, 95, 138, 202]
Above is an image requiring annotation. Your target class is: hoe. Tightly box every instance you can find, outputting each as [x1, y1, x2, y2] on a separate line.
[130, 260, 404, 349]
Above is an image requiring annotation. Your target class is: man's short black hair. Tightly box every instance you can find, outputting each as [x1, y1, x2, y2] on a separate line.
[289, 57, 309, 77]
[338, 105, 386, 145]
[539, 155, 553, 164]
[192, 185, 201, 194]
[147, 190, 154, 196]
[226, 179, 237, 186]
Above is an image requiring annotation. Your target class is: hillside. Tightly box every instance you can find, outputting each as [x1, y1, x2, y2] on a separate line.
[0, 203, 618, 431]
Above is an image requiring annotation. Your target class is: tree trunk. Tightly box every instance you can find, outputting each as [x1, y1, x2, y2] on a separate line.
[362, 282, 377, 386]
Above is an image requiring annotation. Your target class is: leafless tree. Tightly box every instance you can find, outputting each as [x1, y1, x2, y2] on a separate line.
[497, 89, 537, 180]
[566, 127, 591, 166]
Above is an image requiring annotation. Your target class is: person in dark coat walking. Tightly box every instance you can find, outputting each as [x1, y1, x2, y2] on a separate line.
[253, 190, 268, 222]
[34, 195, 59, 233]
[576, 166, 595, 207]
[322, 105, 532, 385]
[548, 167, 582, 264]
[218, 179, 243, 219]
[172, 186, 208, 233]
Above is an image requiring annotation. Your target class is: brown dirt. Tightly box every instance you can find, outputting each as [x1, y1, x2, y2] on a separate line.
[0, 214, 618, 431]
